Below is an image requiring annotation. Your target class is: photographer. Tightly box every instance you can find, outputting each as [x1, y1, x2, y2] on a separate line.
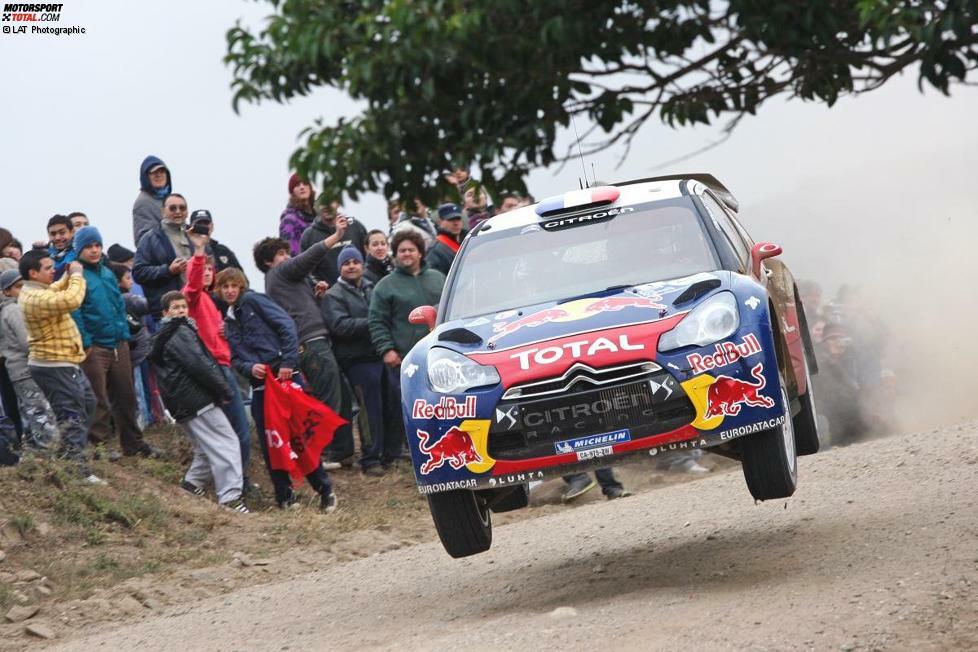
[298, 199, 367, 286]
[133, 193, 211, 320]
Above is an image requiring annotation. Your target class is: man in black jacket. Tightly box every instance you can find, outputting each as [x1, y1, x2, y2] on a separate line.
[150, 291, 248, 513]
[323, 247, 400, 475]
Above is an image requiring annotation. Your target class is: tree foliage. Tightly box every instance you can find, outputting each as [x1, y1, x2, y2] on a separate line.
[226, 0, 978, 203]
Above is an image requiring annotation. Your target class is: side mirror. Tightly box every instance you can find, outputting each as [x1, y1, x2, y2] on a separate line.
[409, 305, 437, 331]
[750, 242, 783, 279]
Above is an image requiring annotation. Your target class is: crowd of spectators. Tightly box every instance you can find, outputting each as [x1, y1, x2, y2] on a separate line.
[0, 156, 539, 511]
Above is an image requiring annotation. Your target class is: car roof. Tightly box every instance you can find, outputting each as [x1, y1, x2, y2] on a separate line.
[480, 173, 737, 235]
[483, 179, 686, 234]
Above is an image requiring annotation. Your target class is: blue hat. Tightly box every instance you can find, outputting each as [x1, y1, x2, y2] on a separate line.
[337, 246, 363, 268]
[73, 225, 103, 252]
[437, 203, 463, 220]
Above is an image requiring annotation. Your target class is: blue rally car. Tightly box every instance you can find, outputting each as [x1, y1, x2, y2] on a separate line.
[403, 174, 821, 557]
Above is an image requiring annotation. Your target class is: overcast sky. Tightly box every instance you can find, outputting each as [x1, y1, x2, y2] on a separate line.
[1, 0, 976, 293]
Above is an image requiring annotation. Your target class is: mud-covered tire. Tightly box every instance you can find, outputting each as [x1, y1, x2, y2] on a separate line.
[427, 489, 492, 558]
[741, 377, 798, 500]
[793, 352, 821, 456]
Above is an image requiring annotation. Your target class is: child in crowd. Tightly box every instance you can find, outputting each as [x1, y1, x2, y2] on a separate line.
[0, 269, 60, 451]
[216, 267, 337, 512]
[149, 291, 248, 513]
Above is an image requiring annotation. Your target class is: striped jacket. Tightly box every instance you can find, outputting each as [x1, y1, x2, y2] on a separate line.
[19, 272, 87, 365]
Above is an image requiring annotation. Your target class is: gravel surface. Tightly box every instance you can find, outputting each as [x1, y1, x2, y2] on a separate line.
[51, 422, 978, 651]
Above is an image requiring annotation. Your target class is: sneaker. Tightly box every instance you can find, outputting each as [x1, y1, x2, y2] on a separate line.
[605, 487, 633, 500]
[561, 476, 597, 503]
[362, 465, 385, 477]
[321, 460, 342, 471]
[131, 445, 162, 459]
[180, 480, 205, 497]
[223, 499, 250, 514]
[277, 491, 301, 511]
[83, 474, 108, 486]
[320, 492, 338, 514]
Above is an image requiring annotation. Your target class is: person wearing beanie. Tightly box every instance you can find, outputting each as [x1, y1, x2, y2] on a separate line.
[279, 174, 317, 256]
[132, 155, 173, 244]
[73, 226, 157, 458]
[0, 269, 60, 453]
[298, 199, 368, 286]
[324, 245, 398, 475]
[427, 202, 467, 275]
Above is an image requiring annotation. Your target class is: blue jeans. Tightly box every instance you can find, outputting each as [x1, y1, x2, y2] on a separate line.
[219, 365, 251, 473]
[383, 365, 405, 461]
[29, 365, 96, 474]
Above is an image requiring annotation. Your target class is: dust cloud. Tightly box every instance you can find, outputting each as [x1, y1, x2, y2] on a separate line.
[741, 148, 978, 435]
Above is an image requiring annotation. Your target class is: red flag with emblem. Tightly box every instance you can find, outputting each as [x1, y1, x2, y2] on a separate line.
[263, 368, 346, 483]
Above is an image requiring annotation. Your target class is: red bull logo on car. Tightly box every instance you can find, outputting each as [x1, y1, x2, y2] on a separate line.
[417, 427, 483, 475]
[681, 362, 777, 430]
[704, 363, 775, 417]
[416, 420, 495, 476]
[411, 396, 478, 420]
[487, 294, 666, 345]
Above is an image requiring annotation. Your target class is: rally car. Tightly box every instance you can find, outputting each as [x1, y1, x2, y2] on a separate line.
[403, 173, 820, 557]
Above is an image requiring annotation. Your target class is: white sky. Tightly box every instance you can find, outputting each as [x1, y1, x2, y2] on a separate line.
[1, 0, 976, 293]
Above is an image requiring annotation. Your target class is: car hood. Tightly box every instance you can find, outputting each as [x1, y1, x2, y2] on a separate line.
[436, 271, 731, 354]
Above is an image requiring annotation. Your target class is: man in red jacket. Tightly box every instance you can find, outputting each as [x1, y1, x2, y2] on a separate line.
[426, 203, 467, 275]
[183, 230, 252, 492]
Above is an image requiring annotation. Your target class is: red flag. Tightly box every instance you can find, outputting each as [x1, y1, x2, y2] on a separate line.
[263, 368, 347, 483]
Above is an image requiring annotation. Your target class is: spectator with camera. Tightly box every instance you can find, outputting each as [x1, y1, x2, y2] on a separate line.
[254, 229, 355, 467]
[133, 193, 209, 319]
[299, 198, 368, 286]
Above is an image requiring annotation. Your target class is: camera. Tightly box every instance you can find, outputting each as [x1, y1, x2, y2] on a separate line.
[189, 222, 211, 235]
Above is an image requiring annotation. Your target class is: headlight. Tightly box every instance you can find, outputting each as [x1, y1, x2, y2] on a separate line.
[658, 291, 739, 351]
[427, 348, 501, 393]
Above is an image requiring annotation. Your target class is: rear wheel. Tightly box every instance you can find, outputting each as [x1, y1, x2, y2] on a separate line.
[793, 352, 821, 455]
[741, 377, 798, 500]
[427, 489, 492, 558]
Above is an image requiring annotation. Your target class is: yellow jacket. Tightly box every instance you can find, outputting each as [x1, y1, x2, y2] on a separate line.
[19, 272, 87, 364]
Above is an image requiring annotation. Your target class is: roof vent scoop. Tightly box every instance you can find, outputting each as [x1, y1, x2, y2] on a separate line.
[535, 186, 621, 218]
[438, 328, 483, 345]
[672, 278, 722, 306]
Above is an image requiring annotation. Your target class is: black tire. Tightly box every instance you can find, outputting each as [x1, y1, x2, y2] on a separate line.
[489, 485, 529, 513]
[793, 351, 821, 456]
[741, 376, 798, 500]
[427, 489, 492, 558]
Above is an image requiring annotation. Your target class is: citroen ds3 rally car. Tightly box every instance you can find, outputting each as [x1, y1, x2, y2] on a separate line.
[403, 173, 821, 558]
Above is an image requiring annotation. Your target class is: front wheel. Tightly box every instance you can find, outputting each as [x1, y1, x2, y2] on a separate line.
[741, 377, 798, 500]
[427, 489, 492, 558]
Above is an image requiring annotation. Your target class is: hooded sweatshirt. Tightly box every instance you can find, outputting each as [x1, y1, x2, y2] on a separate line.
[0, 295, 31, 382]
[132, 155, 172, 244]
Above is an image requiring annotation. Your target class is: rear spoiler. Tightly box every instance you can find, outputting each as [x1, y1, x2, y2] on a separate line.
[612, 173, 739, 212]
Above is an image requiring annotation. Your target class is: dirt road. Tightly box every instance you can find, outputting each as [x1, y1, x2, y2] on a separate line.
[51, 422, 978, 651]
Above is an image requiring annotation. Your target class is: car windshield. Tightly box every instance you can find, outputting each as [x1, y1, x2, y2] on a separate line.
[444, 197, 720, 320]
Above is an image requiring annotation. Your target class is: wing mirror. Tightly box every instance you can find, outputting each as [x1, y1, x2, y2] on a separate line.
[408, 305, 437, 331]
[750, 242, 782, 279]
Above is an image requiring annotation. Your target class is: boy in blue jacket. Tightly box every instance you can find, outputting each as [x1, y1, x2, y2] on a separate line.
[216, 267, 337, 512]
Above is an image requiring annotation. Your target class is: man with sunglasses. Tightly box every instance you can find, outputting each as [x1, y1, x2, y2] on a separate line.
[134, 193, 209, 320]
